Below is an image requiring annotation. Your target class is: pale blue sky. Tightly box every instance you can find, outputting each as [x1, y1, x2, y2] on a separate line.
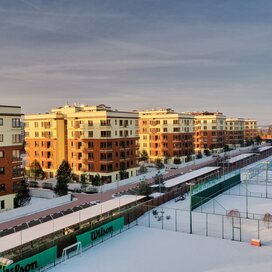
[0, 0, 271, 124]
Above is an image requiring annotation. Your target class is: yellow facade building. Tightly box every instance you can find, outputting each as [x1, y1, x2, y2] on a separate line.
[25, 104, 139, 183]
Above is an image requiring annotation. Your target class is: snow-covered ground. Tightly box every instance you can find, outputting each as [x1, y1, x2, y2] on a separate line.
[52, 226, 272, 272]
[49, 164, 272, 272]
[137, 181, 272, 244]
[30, 197, 54, 206]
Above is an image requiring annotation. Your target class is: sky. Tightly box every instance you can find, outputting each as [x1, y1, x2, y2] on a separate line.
[0, 0, 272, 124]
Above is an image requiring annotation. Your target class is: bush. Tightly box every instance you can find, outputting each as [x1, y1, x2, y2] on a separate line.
[173, 157, 181, 164]
[203, 149, 211, 156]
[42, 182, 53, 190]
[196, 151, 203, 159]
[28, 181, 39, 188]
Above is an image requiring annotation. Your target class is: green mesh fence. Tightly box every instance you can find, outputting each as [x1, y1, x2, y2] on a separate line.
[192, 174, 241, 210]
[76, 217, 125, 248]
[1, 246, 57, 272]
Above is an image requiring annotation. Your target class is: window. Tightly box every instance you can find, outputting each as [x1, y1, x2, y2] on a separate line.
[101, 131, 111, 137]
[88, 131, 93, 138]
[0, 134, 3, 142]
[1, 200, 4, 210]
[12, 134, 21, 144]
[12, 118, 21, 128]
[0, 184, 5, 192]
[12, 150, 20, 160]
[0, 118, 3, 126]
[0, 151, 4, 158]
[35, 132, 39, 137]
[12, 165, 21, 176]
[34, 122, 39, 128]
[0, 167, 4, 174]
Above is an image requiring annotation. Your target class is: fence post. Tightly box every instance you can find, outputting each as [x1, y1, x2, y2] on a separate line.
[258, 220, 260, 240]
[232, 217, 234, 240]
[213, 200, 215, 214]
[148, 208, 150, 228]
[222, 216, 224, 239]
[175, 209, 177, 232]
[206, 213, 208, 236]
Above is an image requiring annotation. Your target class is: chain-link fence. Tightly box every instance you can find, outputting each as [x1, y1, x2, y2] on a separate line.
[137, 205, 272, 244]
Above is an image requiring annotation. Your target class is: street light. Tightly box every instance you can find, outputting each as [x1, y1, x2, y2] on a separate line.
[186, 182, 195, 234]
[262, 161, 270, 198]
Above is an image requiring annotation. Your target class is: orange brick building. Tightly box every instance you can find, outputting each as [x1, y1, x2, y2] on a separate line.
[0, 105, 23, 211]
[192, 112, 226, 151]
[25, 104, 139, 183]
[139, 109, 194, 163]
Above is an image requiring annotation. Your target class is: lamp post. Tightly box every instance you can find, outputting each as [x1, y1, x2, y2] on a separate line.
[187, 182, 194, 234]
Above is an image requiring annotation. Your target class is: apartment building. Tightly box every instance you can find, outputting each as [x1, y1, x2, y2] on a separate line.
[138, 109, 194, 163]
[226, 118, 244, 147]
[244, 119, 258, 140]
[24, 112, 66, 178]
[0, 105, 23, 211]
[193, 112, 226, 151]
[25, 104, 139, 183]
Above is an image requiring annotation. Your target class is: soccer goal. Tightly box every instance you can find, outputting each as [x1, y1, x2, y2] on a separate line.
[61, 241, 82, 263]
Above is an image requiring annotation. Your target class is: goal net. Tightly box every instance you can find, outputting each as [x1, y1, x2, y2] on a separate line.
[263, 213, 272, 229]
[226, 209, 240, 224]
[61, 241, 82, 263]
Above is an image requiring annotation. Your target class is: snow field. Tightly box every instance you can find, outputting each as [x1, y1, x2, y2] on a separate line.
[52, 226, 272, 272]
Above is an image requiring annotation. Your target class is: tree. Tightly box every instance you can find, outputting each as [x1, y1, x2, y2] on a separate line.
[186, 154, 192, 162]
[138, 181, 151, 197]
[119, 168, 128, 180]
[92, 174, 102, 186]
[138, 165, 148, 174]
[29, 159, 45, 180]
[155, 158, 164, 170]
[223, 145, 231, 152]
[196, 151, 203, 159]
[163, 153, 171, 164]
[80, 174, 88, 193]
[139, 150, 149, 162]
[203, 149, 211, 157]
[54, 160, 72, 196]
[14, 179, 31, 207]
[255, 135, 262, 145]
[173, 157, 181, 164]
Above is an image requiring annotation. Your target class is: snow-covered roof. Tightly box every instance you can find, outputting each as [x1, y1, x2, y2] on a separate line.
[149, 192, 164, 198]
[226, 153, 255, 164]
[0, 195, 145, 253]
[258, 146, 272, 152]
[164, 167, 220, 188]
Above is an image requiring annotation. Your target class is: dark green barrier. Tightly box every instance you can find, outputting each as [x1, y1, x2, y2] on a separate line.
[192, 174, 241, 210]
[2, 246, 57, 272]
[76, 217, 124, 248]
